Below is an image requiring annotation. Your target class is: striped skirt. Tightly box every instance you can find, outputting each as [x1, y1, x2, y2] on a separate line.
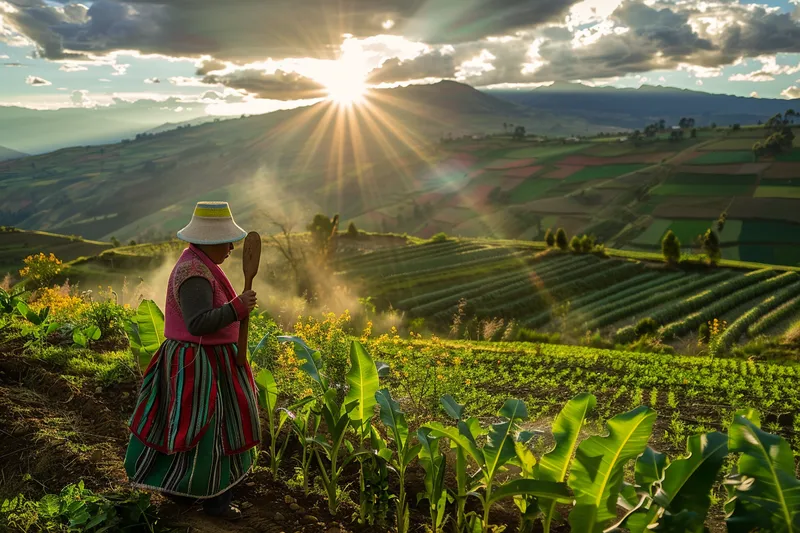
[124, 340, 261, 498]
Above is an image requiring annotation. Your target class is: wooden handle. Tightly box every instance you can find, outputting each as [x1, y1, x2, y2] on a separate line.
[236, 232, 261, 367]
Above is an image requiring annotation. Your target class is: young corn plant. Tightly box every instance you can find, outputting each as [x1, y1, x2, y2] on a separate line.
[254, 369, 299, 478]
[16, 302, 60, 351]
[426, 398, 571, 533]
[281, 398, 319, 495]
[375, 389, 422, 533]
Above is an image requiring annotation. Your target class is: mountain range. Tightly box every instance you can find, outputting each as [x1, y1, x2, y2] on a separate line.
[490, 82, 800, 130]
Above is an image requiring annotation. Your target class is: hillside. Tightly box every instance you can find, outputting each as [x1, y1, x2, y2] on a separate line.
[0, 145, 27, 162]
[0, 228, 111, 275]
[0, 82, 601, 242]
[0, 101, 211, 154]
[491, 82, 800, 130]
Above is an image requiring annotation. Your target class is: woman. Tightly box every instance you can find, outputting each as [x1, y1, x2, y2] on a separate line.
[124, 201, 260, 521]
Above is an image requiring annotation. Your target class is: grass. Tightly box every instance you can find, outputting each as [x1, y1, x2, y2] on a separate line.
[564, 164, 649, 183]
[754, 186, 800, 199]
[652, 184, 753, 196]
[775, 148, 800, 162]
[508, 179, 559, 202]
[504, 144, 588, 160]
[687, 151, 756, 165]
[700, 138, 763, 151]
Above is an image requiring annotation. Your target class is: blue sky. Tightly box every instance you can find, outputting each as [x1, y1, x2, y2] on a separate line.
[2, 0, 800, 112]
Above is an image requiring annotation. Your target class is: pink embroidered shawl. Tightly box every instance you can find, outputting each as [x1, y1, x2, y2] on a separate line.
[164, 245, 246, 344]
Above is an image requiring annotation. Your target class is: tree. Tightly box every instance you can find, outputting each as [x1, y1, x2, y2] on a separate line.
[307, 213, 339, 261]
[128, 240, 137, 246]
[690, 128, 697, 138]
[555, 228, 568, 250]
[512, 125, 526, 140]
[579, 234, 594, 253]
[544, 228, 555, 247]
[658, 119, 666, 131]
[570, 236, 581, 253]
[717, 212, 728, 232]
[711, 122, 717, 129]
[110, 236, 121, 248]
[661, 230, 681, 264]
[702, 229, 721, 264]
[347, 221, 359, 238]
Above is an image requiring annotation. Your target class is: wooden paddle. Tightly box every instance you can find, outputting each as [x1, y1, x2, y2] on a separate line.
[236, 231, 261, 366]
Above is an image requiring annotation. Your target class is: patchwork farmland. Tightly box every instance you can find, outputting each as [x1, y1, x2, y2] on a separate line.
[336, 238, 800, 350]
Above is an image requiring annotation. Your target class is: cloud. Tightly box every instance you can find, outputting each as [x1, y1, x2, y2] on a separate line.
[25, 75, 52, 86]
[782, 86, 800, 99]
[727, 55, 800, 82]
[144, 77, 160, 83]
[4, 62, 24, 67]
[751, 91, 759, 98]
[3, 0, 581, 62]
[0, 54, 8, 59]
[202, 69, 327, 100]
[729, 72, 775, 82]
[196, 58, 226, 75]
[70, 89, 95, 107]
[59, 62, 88, 72]
[367, 50, 456, 83]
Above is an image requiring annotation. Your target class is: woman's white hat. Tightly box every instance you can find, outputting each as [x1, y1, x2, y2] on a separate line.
[177, 201, 247, 245]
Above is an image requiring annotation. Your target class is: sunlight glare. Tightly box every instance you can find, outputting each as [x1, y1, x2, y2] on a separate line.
[322, 56, 368, 105]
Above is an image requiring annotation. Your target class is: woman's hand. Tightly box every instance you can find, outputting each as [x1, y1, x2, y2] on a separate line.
[239, 290, 257, 312]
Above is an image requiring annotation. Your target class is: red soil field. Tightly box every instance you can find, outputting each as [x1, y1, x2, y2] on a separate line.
[762, 162, 800, 179]
[504, 165, 544, 178]
[485, 158, 538, 170]
[543, 165, 583, 179]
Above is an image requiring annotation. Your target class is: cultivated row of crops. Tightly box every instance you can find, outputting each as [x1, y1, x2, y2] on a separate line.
[344, 240, 800, 348]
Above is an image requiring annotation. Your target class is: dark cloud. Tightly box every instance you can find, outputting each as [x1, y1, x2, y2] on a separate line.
[367, 50, 456, 83]
[4, 0, 581, 61]
[144, 77, 160, 83]
[196, 58, 226, 75]
[612, 1, 713, 58]
[202, 69, 327, 100]
[25, 75, 52, 85]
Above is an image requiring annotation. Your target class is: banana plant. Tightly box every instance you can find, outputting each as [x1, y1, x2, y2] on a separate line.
[439, 394, 485, 532]
[376, 388, 422, 533]
[124, 299, 165, 372]
[0, 286, 26, 315]
[72, 324, 101, 348]
[281, 398, 320, 495]
[614, 431, 728, 532]
[16, 302, 60, 351]
[567, 405, 656, 533]
[255, 368, 307, 478]
[426, 398, 572, 533]
[417, 427, 449, 532]
[535, 393, 597, 533]
[724, 412, 800, 532]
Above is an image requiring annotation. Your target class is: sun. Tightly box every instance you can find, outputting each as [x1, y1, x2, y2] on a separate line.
[323, 60, 368, 105]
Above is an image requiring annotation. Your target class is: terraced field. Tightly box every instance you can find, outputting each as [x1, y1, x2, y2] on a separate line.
[338, 238, 800, 349]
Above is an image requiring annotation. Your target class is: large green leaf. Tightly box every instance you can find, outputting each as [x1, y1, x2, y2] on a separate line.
[652, 432, 727, 521]
[425, 421, 484, 467]
[538, 393, 596, 533]
[441, 394, 465, 421]
[255, 369, 278, 412]
[376, 388, 408, 449]
[636, 447, 668, 493]
[277, 335, 324, 386]
[484, 419, 519, 480]
[136, 300, 165, 357]
[488, 479, 572, 506]
[725, 416, 800, 532]
[344, 341, 380, 428]
[568, 405, 656, 533]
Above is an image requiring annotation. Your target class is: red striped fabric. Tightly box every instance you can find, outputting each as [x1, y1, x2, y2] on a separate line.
[128, 340, 260, 455]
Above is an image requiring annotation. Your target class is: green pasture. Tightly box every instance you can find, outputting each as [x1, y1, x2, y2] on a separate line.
[564, 164, 648, 183]
[700, 138, 762, 151]
[738, 244, 800, 266]
[652, 172, 756, 196]
[687, 151, 756, 165]
[508, 179, 559, 202]
[754, 186, 800, 199]
[739, 220, 800, 244]
[632, 218, 743, 247]
[504, 143, 588, 160]
[776, 148, 800, 161]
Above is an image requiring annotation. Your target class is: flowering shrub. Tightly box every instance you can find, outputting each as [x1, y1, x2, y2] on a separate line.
[30, 283, 87, 320]
[19, 253, 63, 288]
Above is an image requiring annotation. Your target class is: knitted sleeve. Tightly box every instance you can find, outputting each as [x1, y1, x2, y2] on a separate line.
[178, 277, 239, 336]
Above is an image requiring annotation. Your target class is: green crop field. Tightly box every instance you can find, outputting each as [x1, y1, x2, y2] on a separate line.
[564, 164, 649, 183]
[504, 143, 588, 159]
[776, 148, 800, 161]
[754, 186, 800, 198]
[700, 138, 764, 151]
[508, 179, 560, 202]
[687, 151, 756, 164]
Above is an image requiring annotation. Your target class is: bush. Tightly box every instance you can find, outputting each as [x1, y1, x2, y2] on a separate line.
[430, 232, 449, 243]
[570, 236, 581, 253]
[579, 235, 594, 253]
[661, 230, 681, 264]
[634, 317, 659, 338]
[544, 228, 555, 247]
[702, 229, 721, 264]
[555, 228, 568, 250]
[82, 298, 132, 338]
[514, 328, 561, 344]
[19, 253, 63, 288]
[347, 222, 359, 238]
